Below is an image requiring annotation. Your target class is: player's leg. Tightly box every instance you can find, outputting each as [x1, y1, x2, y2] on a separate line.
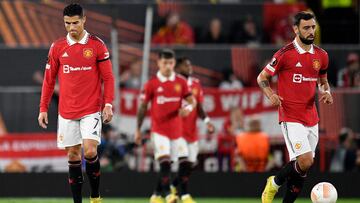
[171, 138, 194, 202]
[58, 115, 83, 203]
[283, 124, 319, 203]
[262, 122, 312, 203]
[151, 133, 172, 203]
[80, 112, 102, 201]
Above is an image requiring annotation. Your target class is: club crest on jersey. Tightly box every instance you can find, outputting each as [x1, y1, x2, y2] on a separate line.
[83, 48, 93, 59]
[174, 83, 182, 93]
[313, 59, 321, 71]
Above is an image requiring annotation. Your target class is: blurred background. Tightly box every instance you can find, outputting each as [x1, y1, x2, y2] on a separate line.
[0, 0, 359, 198]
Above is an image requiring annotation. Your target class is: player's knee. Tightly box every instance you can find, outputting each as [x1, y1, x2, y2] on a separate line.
[297, 156, 313, 171]
[84, 147, 97, 159]
[67, 150, 81, 161]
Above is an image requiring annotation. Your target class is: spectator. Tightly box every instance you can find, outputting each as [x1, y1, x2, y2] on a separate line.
[152, 12, 195, 45]
[235, 116, 270, 172]
[354, 71, 360, 88]
[337, 52, 360, 87]
[200, 18, 227, 43]
[120, 59, 142, 89]
[271, 14, 294, 45]
[219, 70, 244, 90]
[231, 16, 261, 45]
[330, 128, 357, 172]
[217, 107, 244, 171]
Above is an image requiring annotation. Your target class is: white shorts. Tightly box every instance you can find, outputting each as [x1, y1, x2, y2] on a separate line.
[281, 122, 319, 161]
[151, 132, 188, 162]
[57, 112, 102, 149]
[187, 141, 199, 163]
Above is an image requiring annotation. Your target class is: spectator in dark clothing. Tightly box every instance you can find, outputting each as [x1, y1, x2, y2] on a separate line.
[330, 128, 357, 172]
[200, 18, 227, 43]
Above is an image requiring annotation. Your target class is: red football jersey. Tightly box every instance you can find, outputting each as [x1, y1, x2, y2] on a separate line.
[40, 31, 114, 119]
[182, 77, 204, 142]
[263, 39, 328, 126]
[141, 72, 191, 139]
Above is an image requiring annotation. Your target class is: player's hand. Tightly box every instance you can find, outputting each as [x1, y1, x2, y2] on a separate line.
[269, 94, 283, 106]
[38, 112, 48, 129]
[179, 108, 191, 117]
[102, 106, 113, 123]
[134, 129, 142, 145]
[319, 91, 333, 105]
[206, 122, 215, 134]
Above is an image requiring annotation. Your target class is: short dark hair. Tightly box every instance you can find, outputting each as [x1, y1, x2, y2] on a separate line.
[293, 11, 315, 26]
[175, 57, 189, 68]
[63, 3, 84, 17]
[158, 49, 175, 59]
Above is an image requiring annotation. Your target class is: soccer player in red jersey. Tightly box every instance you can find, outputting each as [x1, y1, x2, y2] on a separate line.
[258, 12, 333, 203]
[38, 4, 114, 203]
[171, 57, 215, 203]
[135, 50, 196, 203]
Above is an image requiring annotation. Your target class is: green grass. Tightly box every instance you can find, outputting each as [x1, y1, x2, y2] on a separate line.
[0, 198, 358, 203]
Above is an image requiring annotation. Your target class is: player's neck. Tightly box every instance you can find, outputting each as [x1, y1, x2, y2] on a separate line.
[70, 30, 86, 42]
[295, 37, 312, 52]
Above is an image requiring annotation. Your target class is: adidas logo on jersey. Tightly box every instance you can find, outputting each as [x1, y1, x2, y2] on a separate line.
[62, 52, 69, 57]
[295, 62, 302, 67]
[157, 87, 164, 92]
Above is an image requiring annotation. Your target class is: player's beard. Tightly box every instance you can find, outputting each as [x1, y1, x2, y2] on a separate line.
[299, 34, 314, 45]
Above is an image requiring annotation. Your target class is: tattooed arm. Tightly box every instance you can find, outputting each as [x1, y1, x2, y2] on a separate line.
[135, 102, 148, 145]
[257, 70, 283, 106]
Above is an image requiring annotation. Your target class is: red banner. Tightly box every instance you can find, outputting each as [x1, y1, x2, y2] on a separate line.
[120, 88, 276, 117]
[0, 133, 66, 158]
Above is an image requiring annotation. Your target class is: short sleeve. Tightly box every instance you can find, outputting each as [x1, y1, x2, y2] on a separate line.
[140, 81, 153, 104]
[96, 41, 110, 62]
[197, 83, 204, 103]
[182, 79, 192, 99]
[319, 52, 329, 78]
[263, 51, 284, 76]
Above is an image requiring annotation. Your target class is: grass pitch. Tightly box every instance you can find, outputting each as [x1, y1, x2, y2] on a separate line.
[0, 198, 358, 203]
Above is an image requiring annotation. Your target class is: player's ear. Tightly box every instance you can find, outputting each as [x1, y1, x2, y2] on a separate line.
[82, 15, 86, 24]
[293, 25, 299, 35]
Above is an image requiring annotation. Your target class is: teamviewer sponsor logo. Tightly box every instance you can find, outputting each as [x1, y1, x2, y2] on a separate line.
[156, 96, 180, 104]
[292, 74, 317, 83]
[63, 65, 92, 74]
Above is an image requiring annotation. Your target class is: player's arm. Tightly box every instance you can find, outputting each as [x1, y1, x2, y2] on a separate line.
[179, 94, 197, 117]
[38, 44, 59, 129]
[198, 103, 215, 134]
[318, 76, 333, 105]
[257, 70, 283, 106]
[135, 101, 148, 145]
[97, 44, 114, 123]
[318, 52, 333, 105]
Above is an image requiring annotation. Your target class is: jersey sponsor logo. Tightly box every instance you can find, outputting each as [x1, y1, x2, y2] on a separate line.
[83, 48, 93, 59]
[156, 96, 181, 104]
[63, 65, 92, 74]
[174, 83, 182, 93]
[293, 74, 317, 83]
[313, 59, 321, 71]
[62, 52, 69, 57]
[295, 62, 302, 67]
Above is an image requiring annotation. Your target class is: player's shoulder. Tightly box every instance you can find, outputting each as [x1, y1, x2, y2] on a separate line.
[88, 34, 106, 46]
[313, 44, 328, 56]
[190, 76, 201, 84]
[51, 37, 67, 48]
[147, 76, 159, 85]
[175, 74, 188, 83]
[276, 42, 296, 57]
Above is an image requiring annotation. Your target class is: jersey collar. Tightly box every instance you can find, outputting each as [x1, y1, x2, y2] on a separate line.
[67, 30, 89, 46]
[157, 71, 176, 83]
[293, 39, 314, 54]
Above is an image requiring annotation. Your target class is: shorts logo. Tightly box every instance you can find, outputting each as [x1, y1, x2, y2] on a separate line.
[313, 59, 321, 71]
[83, 48, 93, 59]
[58, 134, 64, 142]
[294, 142, 302, 150]
[174, 83, 182, 93]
